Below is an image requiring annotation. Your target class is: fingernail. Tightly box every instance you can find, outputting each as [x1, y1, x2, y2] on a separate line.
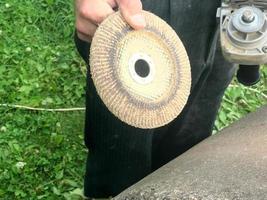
[130, 14, 146, 28]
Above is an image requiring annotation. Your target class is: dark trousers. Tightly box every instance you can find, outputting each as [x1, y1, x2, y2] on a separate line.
[75, 0, 236, 198]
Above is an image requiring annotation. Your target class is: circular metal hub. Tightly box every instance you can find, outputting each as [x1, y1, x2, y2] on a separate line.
[226, 6, 267, 47]
[232, 6, 265, 33]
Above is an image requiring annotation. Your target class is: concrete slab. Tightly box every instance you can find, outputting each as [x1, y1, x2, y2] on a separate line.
[115, 106, 267, 200]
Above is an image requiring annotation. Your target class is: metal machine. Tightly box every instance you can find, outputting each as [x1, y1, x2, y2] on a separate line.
[217, 0, 267, 85]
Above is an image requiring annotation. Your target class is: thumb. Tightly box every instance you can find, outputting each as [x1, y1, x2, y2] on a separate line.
[116, 0, 146, 30]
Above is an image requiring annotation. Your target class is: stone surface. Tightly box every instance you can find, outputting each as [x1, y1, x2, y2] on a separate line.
[114, 106, 267, 200]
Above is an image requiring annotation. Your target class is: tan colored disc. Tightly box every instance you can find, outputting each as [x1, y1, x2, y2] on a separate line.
[90, 11, 191, 129]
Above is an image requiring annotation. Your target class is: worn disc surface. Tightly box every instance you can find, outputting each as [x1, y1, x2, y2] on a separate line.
[90, 11, 191, 129]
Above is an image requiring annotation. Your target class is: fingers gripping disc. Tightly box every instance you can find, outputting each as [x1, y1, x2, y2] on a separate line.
[90, 11, 191, 129]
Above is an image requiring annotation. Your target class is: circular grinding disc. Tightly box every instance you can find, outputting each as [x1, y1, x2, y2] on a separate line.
[90, 11, 191, 129]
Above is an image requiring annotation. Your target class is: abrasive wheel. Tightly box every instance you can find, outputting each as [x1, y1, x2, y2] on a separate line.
[90, 11, 191, 129]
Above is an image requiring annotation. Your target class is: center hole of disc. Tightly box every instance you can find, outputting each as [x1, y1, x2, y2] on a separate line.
[134, 59, 150, 78]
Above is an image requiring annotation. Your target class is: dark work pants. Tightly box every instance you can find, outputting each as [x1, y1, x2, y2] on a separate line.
[74, 0, 236, 198]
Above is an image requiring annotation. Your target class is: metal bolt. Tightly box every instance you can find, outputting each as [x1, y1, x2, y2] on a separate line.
[242, 10, 255, 23]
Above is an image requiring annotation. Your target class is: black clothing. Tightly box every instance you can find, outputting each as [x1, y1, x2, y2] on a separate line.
[74, 0, 236, 198]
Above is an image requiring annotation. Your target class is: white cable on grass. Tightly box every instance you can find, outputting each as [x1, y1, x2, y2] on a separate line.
[0, 84, 265, 112]
[0, 103, 85, 112]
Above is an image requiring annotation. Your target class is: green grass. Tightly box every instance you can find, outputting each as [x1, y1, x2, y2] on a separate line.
[0, 0, 266, 199]
[215, 71, 267, 132]
[0, 0, 87, 199]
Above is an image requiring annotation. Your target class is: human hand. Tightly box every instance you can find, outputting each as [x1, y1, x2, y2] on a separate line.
[75, 0, 146, 42]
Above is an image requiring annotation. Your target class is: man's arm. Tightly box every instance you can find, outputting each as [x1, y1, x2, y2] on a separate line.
[75, 0, 146, 42]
